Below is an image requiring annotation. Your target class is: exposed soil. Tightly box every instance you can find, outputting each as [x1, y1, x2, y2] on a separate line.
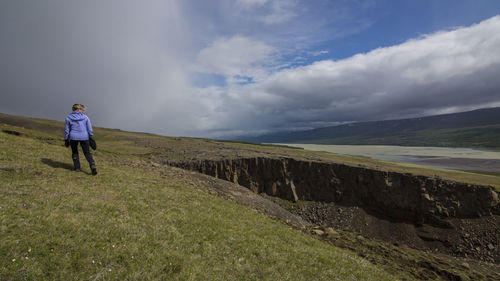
[265, 198, 499, 263]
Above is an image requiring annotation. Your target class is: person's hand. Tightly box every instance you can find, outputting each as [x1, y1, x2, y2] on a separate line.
[65, 139, 70, 147]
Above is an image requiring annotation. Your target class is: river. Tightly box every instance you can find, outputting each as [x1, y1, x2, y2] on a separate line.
[277, 144, 500, 173]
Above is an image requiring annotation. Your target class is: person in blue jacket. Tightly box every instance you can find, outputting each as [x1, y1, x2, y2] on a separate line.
[64, 104, 97, 175]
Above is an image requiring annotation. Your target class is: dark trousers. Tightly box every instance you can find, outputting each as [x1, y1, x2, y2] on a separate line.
[70, 140, 95, 170]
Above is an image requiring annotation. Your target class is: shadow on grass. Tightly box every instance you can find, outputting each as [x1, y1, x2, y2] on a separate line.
[41, 158, 74, 171]
[41, 158, 92, 175]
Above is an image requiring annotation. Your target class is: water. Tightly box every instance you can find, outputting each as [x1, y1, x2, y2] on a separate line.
[277, 144, 500, 172]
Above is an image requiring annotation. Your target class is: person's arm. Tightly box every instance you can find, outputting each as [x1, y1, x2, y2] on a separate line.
[64, 118, 70, 147]
[86, 117, 94, 138]
[64, 118, 70, 140]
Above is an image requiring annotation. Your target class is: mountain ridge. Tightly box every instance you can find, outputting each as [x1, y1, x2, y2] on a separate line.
[240, 107, 500, 148]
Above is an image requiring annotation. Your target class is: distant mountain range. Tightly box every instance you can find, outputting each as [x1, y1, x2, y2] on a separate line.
[239, 107, 500, 149]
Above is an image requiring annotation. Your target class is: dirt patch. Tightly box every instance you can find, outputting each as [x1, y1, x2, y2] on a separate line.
[2, 129, 23, 136]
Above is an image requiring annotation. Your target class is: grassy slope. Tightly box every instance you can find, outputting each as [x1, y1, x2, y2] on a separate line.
[247, 108, 500, 149]
[0, 126, 397, 280]
[306, 124, 500, 149]
[289, 149, 500, 191]
[2, 111, 499, 190]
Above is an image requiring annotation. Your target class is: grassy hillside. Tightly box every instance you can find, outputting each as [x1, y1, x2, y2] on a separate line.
[304, 124, 500, 149]
[0, 123, 397, 280]
[243, 107, 500, 149]
[2, 112, 499, 190]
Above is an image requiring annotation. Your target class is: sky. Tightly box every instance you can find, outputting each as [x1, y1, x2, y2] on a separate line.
[1, 0, 500, 138]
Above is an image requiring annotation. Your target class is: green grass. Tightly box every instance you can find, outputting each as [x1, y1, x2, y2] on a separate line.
[281, 147, 500, 192]
[0, 129, 396, 280]
[460, 170, 500, 177]
[215, 139, 305, 150]
[306, 124, 500, 149]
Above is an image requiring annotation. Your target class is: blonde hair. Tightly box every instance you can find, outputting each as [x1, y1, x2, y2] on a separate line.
[72, 104, 86, 112]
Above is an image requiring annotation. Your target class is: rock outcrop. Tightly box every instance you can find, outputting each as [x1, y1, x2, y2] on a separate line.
[168, 157, 499, 224]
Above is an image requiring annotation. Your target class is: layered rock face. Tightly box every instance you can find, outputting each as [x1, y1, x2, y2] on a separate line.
[169, 157, 499, 223]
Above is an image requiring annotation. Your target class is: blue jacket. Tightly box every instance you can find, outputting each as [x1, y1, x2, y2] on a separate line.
[65, 112, 93, 141]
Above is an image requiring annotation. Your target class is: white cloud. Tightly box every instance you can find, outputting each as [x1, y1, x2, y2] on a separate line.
[197, 16, 500, 137]
[310, 50, 329, 56]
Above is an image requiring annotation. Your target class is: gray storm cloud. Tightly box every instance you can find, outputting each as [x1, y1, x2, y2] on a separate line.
[0, 0, 198, 136]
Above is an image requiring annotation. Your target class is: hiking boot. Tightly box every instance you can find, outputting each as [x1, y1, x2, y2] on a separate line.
[72, 154, 81, 170]
[91, 168, 98, 176]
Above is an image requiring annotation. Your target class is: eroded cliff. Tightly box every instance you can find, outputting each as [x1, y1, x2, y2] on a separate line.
[168, 157, 500, 262]
[169, 157, 498, 221]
